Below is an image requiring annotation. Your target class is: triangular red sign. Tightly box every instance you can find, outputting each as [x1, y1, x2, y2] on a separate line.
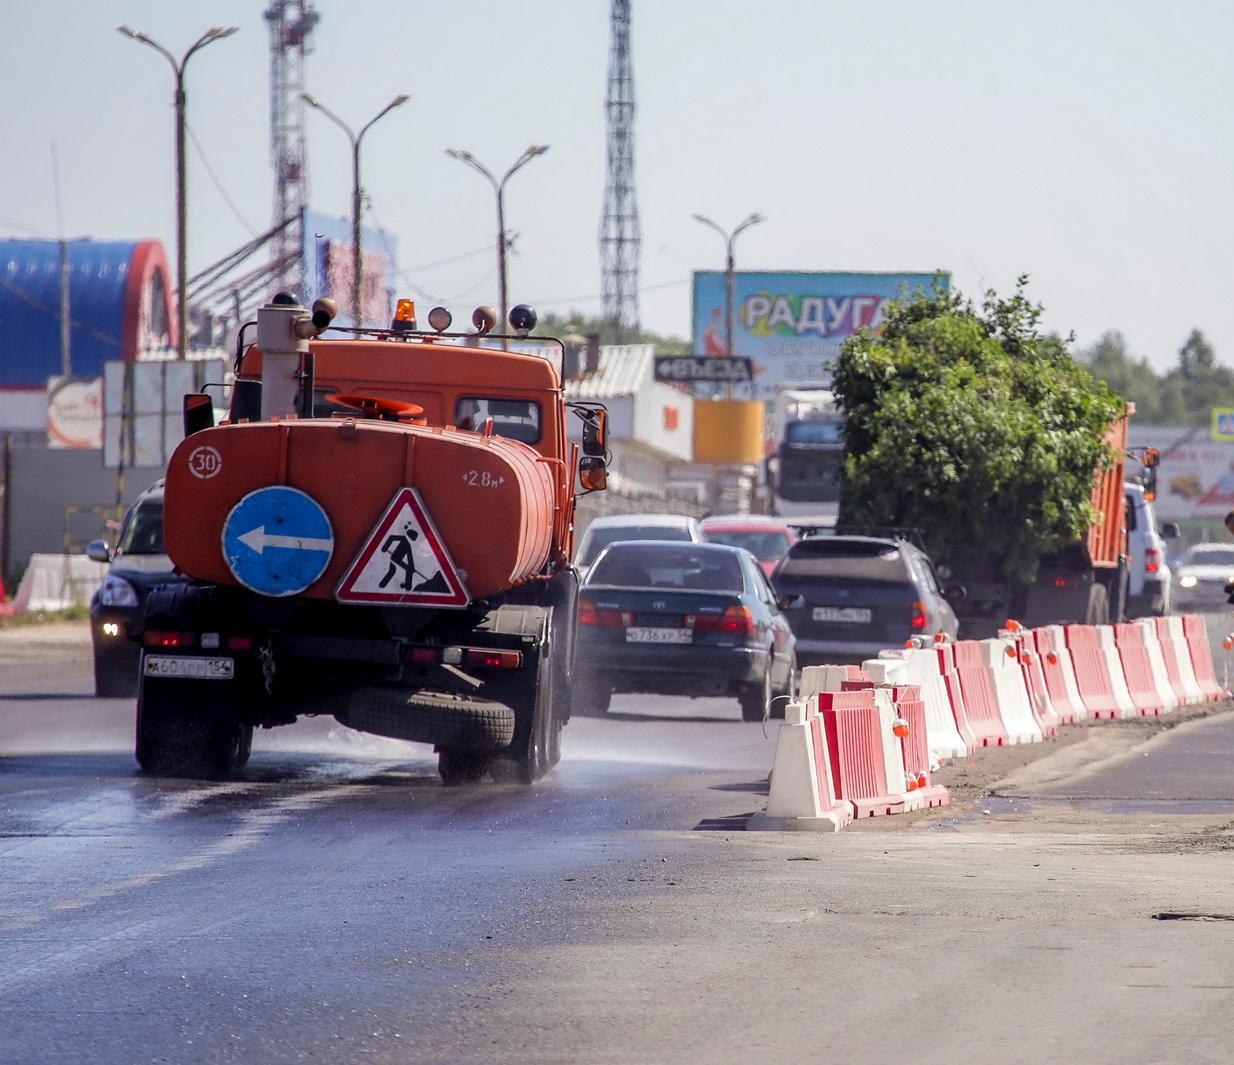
[336, 488, 470, 607]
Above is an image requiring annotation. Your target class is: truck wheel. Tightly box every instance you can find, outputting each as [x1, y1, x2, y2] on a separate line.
[136, 675, 251, 778]
[740, 668, 773, 723]
[347, 689, 516, 751]
[1086, 583, 1110, 625]
[437, 750, 489, 786]
[495, 651, 554, 785]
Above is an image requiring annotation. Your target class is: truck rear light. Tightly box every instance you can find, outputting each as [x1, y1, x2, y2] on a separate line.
[464, 649, 522, 670]
[1052, 576, 1075, 588]
[227, 636, 253, 651]
[411, 647, 439, 664]
[1145, 547, 1162, 574]
[910, 600, 927, 631]
[143, 630, 195, 648]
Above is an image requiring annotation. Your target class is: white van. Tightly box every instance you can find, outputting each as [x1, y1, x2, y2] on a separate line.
[1125, 483, 1172, 617]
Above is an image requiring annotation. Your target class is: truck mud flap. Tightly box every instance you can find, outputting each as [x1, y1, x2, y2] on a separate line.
[340, 689, 515, 751]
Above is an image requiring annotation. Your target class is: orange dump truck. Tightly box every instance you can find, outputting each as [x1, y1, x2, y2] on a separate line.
[138, 294, 609, 784]
[944, 407, 1136, 637]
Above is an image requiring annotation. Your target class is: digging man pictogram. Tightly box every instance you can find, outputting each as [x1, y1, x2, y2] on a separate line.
[378, 522, 449, 594]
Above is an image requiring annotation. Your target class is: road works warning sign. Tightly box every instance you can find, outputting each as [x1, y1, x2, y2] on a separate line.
[336, 488, 470, 607]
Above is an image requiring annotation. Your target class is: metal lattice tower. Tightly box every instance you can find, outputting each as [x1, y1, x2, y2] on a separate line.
[600, 0, 640, 338]
[265, 0, 319, 296]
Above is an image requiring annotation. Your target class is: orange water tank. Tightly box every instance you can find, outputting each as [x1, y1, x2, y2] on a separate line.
[164, 419, 556, 603]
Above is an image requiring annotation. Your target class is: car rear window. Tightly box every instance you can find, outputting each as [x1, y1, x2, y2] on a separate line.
[580, 525, 692, 565]
[1186, 546, 1234, 566]
[702, 528, 790, 561]
[777, 539, 908, 582]
[588, 544, 743, 592]
[118, 501, 165, 555]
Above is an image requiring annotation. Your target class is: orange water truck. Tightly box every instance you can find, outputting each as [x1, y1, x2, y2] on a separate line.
[137, 293, 609, 784]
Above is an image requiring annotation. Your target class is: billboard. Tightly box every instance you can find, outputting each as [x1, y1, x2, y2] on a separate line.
[301, 208, 399, 329]
[1127, 426, 1234, 523]
[691, 270, 945, 398]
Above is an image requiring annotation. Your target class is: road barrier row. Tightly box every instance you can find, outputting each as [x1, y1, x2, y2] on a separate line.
[751, 614, 1226, 832]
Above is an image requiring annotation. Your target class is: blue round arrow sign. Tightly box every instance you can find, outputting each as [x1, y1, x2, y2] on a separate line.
[222, 486, 334, 597]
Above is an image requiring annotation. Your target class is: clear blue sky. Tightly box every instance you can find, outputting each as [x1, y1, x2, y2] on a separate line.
[2, 0, 1231, 369]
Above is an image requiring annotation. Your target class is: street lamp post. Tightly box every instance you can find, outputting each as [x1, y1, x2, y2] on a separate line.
[118, 24, 238, 359]
[445, 146, 550, 342]
[302, 93, 409, 326]
[693, 212, 765, 363]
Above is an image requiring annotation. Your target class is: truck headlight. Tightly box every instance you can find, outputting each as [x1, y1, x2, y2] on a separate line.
[99, 573, 139, 607]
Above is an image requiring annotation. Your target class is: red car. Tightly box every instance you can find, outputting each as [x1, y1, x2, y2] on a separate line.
[700, 517, 796, 579]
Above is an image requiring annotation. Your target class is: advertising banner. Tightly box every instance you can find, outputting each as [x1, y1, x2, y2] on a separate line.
[1127, 426, 1234, 522]
[691, 270, 945, 399]
[46, 376, 103, 449]
[301, 208, 399, 329]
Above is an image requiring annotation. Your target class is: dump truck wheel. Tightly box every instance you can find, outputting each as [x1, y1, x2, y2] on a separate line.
[136, 674, 251, 778]
[437, 750, 490, 786]
[493, 650, 554, 785]
[347, 689, 515, 751]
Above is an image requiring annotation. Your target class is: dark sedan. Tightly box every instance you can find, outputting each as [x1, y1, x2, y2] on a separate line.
[87, 482, 183, 697]
[574, 540, 797, 722]
[772, 534, 958, 665]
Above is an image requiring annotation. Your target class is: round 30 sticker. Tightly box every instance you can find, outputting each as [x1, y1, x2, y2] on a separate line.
[188, 445, 223, 479]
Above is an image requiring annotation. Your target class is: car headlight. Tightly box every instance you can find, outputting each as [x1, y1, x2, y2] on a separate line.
[1179, 575, 1197, 589]
[98, 573, 139, 607]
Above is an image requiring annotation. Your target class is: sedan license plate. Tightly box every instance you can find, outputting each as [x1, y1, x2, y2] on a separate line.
[812, 606, 873, 624]
[143, 655, 235, 680]
[625, 627, 693, 645]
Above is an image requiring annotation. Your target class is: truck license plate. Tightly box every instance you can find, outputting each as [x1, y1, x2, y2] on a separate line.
[144, 655, 235, 680]
[625, 627, 693, 644]
[812, 607, 872, 624]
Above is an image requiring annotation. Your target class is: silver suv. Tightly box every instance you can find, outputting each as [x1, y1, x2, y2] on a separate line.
[1125, 482, 1172, 617]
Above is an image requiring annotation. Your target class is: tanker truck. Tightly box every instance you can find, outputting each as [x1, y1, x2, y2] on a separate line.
[137, 294, 609, 785]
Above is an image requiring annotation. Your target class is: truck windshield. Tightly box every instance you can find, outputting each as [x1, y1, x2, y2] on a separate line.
[117, 501, 165, 556]
[456, 397, 540, 443]
[785, 420, 843, 444]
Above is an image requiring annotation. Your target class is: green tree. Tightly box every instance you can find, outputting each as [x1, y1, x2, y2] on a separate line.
[1078, 331, 1164, 423]
[537, 310, 690, 355]
[833, 278, 1125, 579]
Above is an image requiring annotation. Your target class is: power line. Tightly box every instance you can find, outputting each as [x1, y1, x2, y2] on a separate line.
[528, 276, 689, 308]
[185, 119, 260, 237]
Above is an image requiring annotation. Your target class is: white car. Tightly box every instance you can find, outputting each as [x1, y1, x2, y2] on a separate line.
[1174, 543, 1234, 611]
[574, 513, 703, 570]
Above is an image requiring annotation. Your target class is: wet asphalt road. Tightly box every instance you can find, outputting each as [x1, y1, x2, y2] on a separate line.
[5, 626, 1234, 1065]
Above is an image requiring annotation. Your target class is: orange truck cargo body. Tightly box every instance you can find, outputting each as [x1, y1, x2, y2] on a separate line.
[164, 418, 557, 603]
[1087, 409, 1130, 569]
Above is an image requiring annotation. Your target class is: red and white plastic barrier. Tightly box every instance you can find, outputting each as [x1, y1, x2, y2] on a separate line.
[756, 614, 1227, 831]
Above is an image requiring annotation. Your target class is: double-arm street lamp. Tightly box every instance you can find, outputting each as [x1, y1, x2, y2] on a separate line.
[118, 24, 239, 358]
[445, 146, 549, 341]
[692, 212, 765, 361]
[302, 93, 410, 326]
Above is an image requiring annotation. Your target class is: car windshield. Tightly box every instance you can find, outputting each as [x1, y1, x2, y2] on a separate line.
[703, 528, 790, 561]
[1184, 546, 1234, 566]
[117, 501, 164, 555]
[580, 525, 692, 566]
[785, 419, 844, 444]
[778, 539, 909, 583]
[588, 544, 744, 592]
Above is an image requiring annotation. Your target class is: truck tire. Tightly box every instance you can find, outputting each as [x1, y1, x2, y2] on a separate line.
[1086, 583, 1110, 625]
[740, 667, 773, 723]
[494, 648, 555, 785]
[346, 689, 515, 751]
[136, 674, 252, 778]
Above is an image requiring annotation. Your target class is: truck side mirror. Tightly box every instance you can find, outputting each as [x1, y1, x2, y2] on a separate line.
[183, 393, 215, 437]
[581, 409, 607, 457]
[578, 455, 607, 493]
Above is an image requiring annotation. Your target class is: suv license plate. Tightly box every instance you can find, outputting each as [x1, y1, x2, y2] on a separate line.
[812, 607, 873, 624]
[626, 627, 693, 644]
[144, 655, 235, 680]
